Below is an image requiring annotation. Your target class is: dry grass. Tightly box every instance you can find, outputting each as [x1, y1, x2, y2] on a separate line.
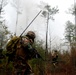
[46, 47, 76, 75]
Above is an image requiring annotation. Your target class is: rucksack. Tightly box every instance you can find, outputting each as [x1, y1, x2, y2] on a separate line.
[6, 36, 20, 54]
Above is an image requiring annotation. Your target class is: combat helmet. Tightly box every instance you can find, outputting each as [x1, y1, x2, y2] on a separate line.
[26, 31, 36, 42]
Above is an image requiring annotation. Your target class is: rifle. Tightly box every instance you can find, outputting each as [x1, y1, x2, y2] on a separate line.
[36, 52, 45, 61]
[20, 10, 42, 37]
[18, 10, 45, 60]
[32, 48, 45, 61]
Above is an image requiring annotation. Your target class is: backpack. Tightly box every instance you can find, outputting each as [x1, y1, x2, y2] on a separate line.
[6, 36, 20, 57]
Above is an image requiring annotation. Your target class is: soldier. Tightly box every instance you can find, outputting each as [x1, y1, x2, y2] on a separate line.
[51, 50, 58, 67]
[14, 31, 37, 75]
[6, 31, 41, 75]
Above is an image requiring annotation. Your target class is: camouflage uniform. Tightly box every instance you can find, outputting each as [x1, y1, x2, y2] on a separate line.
[51, 50, 58, 66]
[11, 31, 36, 75]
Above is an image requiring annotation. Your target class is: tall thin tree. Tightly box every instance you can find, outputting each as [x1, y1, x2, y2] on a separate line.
[39, 2, 59, 75]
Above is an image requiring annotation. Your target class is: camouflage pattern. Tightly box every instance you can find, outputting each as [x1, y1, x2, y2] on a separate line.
[13, 36, 35, 75]
[6, 31, 36, 75]
[26, 31, 36, 43]
[26, 31, 35, 39]
[6, 36, 20, 54]
[51, 50, 58, 66]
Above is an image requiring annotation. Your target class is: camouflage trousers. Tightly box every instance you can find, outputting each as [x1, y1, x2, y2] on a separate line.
[13, 60, 33, 75]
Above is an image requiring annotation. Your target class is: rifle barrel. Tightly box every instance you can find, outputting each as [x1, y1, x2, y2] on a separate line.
[20, 10, 42, 37]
